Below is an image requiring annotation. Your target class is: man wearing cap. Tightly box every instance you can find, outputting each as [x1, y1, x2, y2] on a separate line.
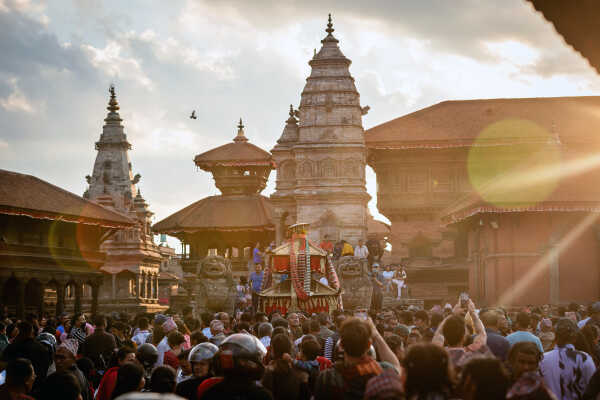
[541, 318, 596, 399]
[156, 317, 178, 367]
[578, 301, 600, 329]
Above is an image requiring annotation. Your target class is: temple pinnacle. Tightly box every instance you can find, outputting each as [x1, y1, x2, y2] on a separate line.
[107, 84, 119, 113]
[289, 104, 294, 118]
[326, 13, 334, 35]
[234, 118, 248, 142]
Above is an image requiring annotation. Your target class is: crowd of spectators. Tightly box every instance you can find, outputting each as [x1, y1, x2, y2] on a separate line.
[1, 299, 600, 399]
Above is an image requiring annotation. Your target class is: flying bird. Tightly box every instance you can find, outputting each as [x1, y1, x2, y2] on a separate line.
[190, 110, 197, 120]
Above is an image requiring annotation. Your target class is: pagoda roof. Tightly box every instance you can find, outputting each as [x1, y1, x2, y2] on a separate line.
[194, 142, 274, 169]
[365, 96, 600, 150]
[0, 169, 135, 228]
[194, 120, 274, 169]
[152, 194, 274, 234]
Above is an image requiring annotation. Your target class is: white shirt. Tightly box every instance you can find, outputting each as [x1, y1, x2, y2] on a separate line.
[319, 277, 329, 286]
[131, 330, 151, 346]
[156, 336, 170, 367]
[354, 245, 369, 259]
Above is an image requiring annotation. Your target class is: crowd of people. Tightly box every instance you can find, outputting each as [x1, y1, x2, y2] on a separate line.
[2, 298, 600, 399]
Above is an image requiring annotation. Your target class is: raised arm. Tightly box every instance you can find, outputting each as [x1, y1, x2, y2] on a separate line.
[368, 318, 401, 372]
[468, 299, 487, 347]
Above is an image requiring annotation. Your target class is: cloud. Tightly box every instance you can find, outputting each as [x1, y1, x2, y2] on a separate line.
[0, 77, 34, 113]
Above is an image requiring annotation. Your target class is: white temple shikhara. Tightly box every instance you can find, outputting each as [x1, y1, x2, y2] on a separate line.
[271, 14, 370, 245]
[84, 86, 167, 313]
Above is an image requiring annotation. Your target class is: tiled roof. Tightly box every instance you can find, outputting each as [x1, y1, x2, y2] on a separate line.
[152, 194, 274, 233]
[365, 96, 600, 149]
[194, 142, 274, 169]
[0, 169, 134, 228]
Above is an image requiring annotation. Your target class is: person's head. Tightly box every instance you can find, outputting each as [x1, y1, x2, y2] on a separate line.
[16, 321, 33, 340]
[583, 323, 600, 345]
[111, 322, 126, 338]
[116, 346, 136, 366]
[555, 317, 579, 347]
[255, 312, 268, 323]
[400, 311, 414, 326]
[287, 312, 300, 327]
[508, 341, 542, 379]
[309, 319, 321, 335]
[385, 334, 405, 362]
[72, 313, 85, 328]
[254, 264, 262, 273]
[257, 322, 273, 338]
[443, 315, 466, 347]
[340, 317, 372, 358]
[189, 342, 218, 377]
[39, 371, 80, 400]
[430, 312, 444, 330]
[414, 310, 429, 329]
[190, 330, 208, 346]
[136, 343, 158, 370]
[272, 317, 289, 330]
[358, 239, 364, 246]
[54, 345, 76, 372]
[255, 242, 261, 249]
[217, 312, 230, 328]
[590, 302, 600, 321]
[75, 357, 94, 382]
[402, 343, 454, 398]
[299, 337, 321, 361]
[480, 310, 500, 330]
[407, 329, 422, 345]
[177, 349, 192, 376]
[515, 312, 531, 331]
[460, 357, 509, 400]
[5, 358, 35, 393]
[137, 317, 149, 331]
[167, 330, 186, 353]
[94, 314, 107, 329]
[209, 319, 224, 336]
[317, 312, 330, 327]
[271, 333, 293, 360]
[110, 362, 145, 399]
[149, 365, 176, 394]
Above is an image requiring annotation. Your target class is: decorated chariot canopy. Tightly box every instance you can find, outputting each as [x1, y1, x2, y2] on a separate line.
[258, 223, 342, 315]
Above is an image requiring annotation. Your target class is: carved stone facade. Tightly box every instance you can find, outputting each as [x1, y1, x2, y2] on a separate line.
[271, 16, 370, 245]
[85, 87, 166, 313]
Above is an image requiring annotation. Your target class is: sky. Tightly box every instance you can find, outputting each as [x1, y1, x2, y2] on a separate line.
[1, 0, 600, 248]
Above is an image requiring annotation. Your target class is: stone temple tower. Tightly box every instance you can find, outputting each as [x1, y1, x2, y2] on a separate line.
[271, 15, 370, 244]
[84, 86, 165, 313]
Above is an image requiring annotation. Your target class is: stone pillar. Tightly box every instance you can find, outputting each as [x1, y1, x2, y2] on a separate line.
[143, 273, 149, 300]
[74, 282, 82, 314]
[16, 279, 25, 320]
[56, 283, 65, 317]
[137, 274, 143, 300]
[153, 273, 157, 300]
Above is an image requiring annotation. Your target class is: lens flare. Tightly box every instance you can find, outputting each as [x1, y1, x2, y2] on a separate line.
[468, 119, 562, 207]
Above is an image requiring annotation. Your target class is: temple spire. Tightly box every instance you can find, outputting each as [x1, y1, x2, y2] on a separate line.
[105, 84, 123, 125]
[326, 13, 334, 35]
[233, 118, 248, 142]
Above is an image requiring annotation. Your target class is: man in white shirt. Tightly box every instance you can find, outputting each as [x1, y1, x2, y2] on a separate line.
[354, 239, 369, 259]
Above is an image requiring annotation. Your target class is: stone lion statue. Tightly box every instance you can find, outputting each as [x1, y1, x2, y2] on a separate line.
[336, 256, 372, 311]
[195, 255, 236, 314]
